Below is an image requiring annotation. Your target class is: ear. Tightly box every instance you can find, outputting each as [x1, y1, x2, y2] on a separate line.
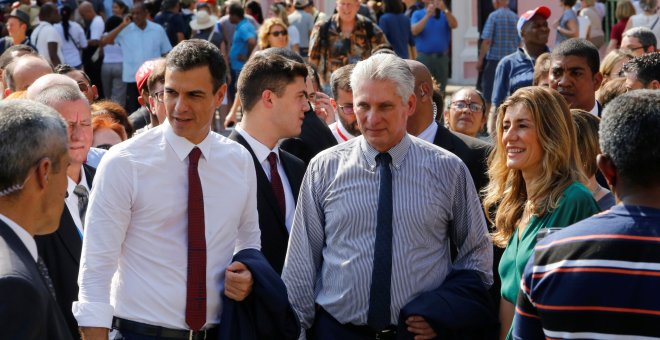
[91, 84, 99, 100]
[35, 157, 53, 190]
[261, 89, 275, 109]
[214, 83, 227, 108]
[443, 109, 450, 126]
[4, 88, 12, 97]
[649, 79, 660, 90]
[405, 93, 416, 118]
[597, 154, 617, 193]
[593, 71, 604, 91]
[419, 81, 432, 103]
[137, 95, 145, 106]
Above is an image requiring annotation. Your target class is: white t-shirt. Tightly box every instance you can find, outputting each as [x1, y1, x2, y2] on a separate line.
[55, 21, 88, 67]
[30, 22, 64, 65]
[89, 15, 105, 40]
[288, 25, 300, 50]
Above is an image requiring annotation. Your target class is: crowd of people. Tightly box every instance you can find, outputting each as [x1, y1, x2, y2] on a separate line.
[0, 0, 659, 339]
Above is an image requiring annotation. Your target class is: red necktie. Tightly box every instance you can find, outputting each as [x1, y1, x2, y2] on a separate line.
[267, 152, 286, 218]
[186, 147, 206, 331]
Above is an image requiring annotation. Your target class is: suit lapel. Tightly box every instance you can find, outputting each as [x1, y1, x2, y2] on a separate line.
[229, 131, 286, 223]
[280, 150, 303, 204]
[56, 210, 82, 265]
[433, 125, 457, 152]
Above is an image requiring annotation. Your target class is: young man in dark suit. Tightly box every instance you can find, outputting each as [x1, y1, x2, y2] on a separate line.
[229, 53, 308, 274]
[0, 99, 73, 340]
[29, 78, 96, 340]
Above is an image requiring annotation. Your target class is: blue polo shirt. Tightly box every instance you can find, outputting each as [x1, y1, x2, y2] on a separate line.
[229, 18, 257, 72]
[116, 21, 172, 83]
[491, 47, 550, 107]
[411, 9, 450, 54]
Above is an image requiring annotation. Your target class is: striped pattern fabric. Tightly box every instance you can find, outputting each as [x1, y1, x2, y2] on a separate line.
[481, 8, 520, 61]
[513, 205, 660, 339]
[282, 135, 493, 329]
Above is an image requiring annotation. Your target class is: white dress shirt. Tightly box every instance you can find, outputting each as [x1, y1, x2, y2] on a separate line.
[0, 214, 37, 262]
[235, 125, 295, 232]
[64, 166, 89, 237]
[589, 99, 599, 117]
[417, 121, 439, 144]
[328, 120, 357, 143]
[73, 121, 261, 330]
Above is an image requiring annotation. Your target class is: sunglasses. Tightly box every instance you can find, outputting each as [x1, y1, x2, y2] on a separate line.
[77, 81, 89, 92]
[270, 30, 288, 37]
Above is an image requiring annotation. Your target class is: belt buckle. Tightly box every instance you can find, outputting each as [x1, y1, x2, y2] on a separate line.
[375, 328, 395, 340]
[189, 330, 207, 340]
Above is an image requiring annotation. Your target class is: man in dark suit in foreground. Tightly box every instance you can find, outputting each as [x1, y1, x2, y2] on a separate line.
[229, 53, 308, 274]
[0, 99, 73, 340]
[28, 77, 96, 339]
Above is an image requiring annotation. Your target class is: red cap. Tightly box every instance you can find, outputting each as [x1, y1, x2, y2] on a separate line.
[517, 6, 551, 37]
[135, 59, 159, 93]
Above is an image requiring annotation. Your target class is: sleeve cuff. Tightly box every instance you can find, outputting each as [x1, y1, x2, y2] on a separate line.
[72, 301, 115, 329]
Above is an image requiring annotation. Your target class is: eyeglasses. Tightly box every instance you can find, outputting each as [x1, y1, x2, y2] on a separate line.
[151, 91, 164, 103]
[450, 100, 483, 113]
[269, 30, 288, 37]
[337, 104, 354, 115]
[77, 81, 89, 93]
[623, 45, 646, 53]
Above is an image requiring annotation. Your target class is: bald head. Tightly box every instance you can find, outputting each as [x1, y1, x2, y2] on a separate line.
[27, 73, 79, 99]
[405, 59, 434, 132]
[78, 1, 96, 21]
[4, 55, 53, 96]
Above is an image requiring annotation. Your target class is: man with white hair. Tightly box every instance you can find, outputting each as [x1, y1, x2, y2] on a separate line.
[282, 54, 494, 339]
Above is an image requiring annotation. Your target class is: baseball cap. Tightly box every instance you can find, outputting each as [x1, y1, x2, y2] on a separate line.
[135, 59, 160, 93]
[517, 6, 551, 37]
[8, 9, 30, 27]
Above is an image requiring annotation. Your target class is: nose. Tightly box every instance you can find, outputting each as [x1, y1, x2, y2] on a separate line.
[502, 126, 516, 144]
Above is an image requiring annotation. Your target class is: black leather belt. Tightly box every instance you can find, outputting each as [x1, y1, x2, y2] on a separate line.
[112, 317, 218, 340]
[344, 323, 398, 340]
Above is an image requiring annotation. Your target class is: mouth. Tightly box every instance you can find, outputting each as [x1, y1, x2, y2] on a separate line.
[172, 117, 193, 124]
[506, 147, 524, 156]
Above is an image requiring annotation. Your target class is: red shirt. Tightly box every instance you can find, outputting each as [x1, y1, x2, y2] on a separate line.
[610, 18, 629, 47]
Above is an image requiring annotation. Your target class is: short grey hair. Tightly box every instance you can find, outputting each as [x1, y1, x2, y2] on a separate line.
[30, 83, 88, 108]
[0, 100, 68, 197]
[623, 27, 658, 49]
[350, 54, 415, 102]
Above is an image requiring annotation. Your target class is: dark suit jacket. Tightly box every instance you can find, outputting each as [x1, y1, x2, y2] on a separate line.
[0, 220, 74, 340]
[280, 109, 338, 164]
[218, 249, 300, 340]
[228, 131, 305, 274]
[35, 164, 95, 340]
[433, 126, 491, 194]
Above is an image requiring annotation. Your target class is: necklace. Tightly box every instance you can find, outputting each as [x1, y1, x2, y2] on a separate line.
[591, 185, 602, 196]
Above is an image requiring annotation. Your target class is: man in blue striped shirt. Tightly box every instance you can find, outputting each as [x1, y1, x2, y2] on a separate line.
[282, 54, 493, 339]
[514, 90, 660, 339]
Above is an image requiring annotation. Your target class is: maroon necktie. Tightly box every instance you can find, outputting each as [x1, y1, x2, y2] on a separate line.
[186, 147, 206, 331]
[267, 152, 286, 218]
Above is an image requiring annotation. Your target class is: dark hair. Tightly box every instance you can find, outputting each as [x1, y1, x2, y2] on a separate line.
[237, 54, 308, 111]
[600, 90, 660, 186]
[228, 1, 245, 18]
[54, 64, 93, 86]
[166, 39, 226, 92]
[257, 47, 304, 63]
[39, 3, 58, 21]
[623, 27, 658, 49]
[552, 38, 600, 75]
[330, 63, 354, 99]
[561, 0, 577, 6]
[142, 0, 159, 20]
[382, 0, 403, 14]
[147, 60, 166, 94]
[622, 52, 660, 86]
[306, 63, 321, 91]
[105, 15, 123, 32]
[113, 0, 129, 14]
[60, 5, 73, 41]
[245, 1, 264, 24]
[161, 0, 179, 11]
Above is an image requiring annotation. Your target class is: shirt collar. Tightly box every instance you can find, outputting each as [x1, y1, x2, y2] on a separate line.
[589, 99, 599, 117]
[163, 120, 213, 162]
[336, 120, 357, 140]
[610, 204, 660, 217]
[235, 125, 279, 164]
[0, 213, 38, 261]
[417, 121, 438, 144]
[360, 134, 411, 171]
[67, 165, 89, 195]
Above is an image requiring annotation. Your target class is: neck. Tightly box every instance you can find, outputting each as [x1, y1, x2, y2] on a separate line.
[407, 108, 433, 136]
[137, 21, 147, 29]
[523, 43, 546, 59]
[339, 16, 356, 29]
[241, 115, 279, 150]
[522, 171, 541, 201]
[617, 184, 660, 209]
[11, 33, 26, 44]
[0, 200, 37, 236]
[67, 163, 82, 184]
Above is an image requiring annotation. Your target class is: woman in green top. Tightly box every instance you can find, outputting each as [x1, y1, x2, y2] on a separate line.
[483, 87, 600, 339]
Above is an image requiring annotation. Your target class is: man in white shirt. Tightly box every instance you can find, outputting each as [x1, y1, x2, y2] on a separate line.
[228, 53, 308, 274]
[30, 3, 63, 66]
[74, 39, 260, 340]
[0, 99, 72, 340]
[286, 0, 315, 57]
[28, 78, 96, 340]
[79, 1, 105, 98]
[327, 64, 361, 143]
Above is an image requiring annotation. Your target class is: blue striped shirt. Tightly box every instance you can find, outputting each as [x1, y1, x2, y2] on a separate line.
[282, 134, 493, 329]
[514, 204, 660, 339]
[481, 8, 520, 61]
